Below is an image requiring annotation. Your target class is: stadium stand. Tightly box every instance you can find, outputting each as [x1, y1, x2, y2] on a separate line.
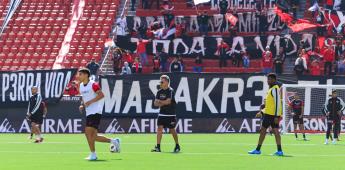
[0, 0, 119, 71]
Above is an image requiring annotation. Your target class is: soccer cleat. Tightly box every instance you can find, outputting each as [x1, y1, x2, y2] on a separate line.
[173, 145, 181, 153]
[273, 151, 284, 156]
[324, 139, 329, 145]
[151, 146, 161, 152]
[39, 138, 44, 143]
[111, 138, 121, 153]
[303, 138, 309, 141]
[332, 140, 337, 145]
[248, 149, 261, 155]
[85, 153, 97, 161]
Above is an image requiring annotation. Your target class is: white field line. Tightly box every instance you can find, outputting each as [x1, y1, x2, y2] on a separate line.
[0, 142, 322, 146]
[0, 150, 344, 157]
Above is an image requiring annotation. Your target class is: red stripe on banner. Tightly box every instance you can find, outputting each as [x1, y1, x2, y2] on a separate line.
[53, 0, 85, 69]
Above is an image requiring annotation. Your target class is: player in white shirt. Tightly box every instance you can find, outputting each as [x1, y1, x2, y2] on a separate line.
[78, 68, 121, 161]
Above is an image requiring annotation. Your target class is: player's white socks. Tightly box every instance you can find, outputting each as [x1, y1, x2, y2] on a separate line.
[324, 139, 328, 144]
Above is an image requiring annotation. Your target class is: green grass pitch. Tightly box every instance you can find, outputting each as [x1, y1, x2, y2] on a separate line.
[0, 133, 344, 170]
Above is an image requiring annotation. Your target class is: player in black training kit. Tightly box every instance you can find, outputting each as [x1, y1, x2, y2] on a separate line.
[288, 94, 307, 140]
[151, 75, 180, 153]
[26, 86, 45, 143]
[324, 90, 345, 144]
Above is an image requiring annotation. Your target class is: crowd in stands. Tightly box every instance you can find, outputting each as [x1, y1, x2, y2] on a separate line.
[112, 0, 345, 77]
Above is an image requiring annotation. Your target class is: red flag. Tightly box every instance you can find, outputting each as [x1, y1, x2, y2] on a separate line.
[274, 7, 294, 23]
[288, 23, 319, 32]
[296, 19, 312, 24]
[226, 13, 238, 26]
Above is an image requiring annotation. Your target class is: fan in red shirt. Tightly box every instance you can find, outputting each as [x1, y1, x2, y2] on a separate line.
[123, 51, 133, 67]
[322, 45, 335, 75]
[216, 40, 230, 68]
[65, 81, 79, 96]
[309, 60, 321, 76]
[136, 38, 151, 66]
[262, 46, 273, 74]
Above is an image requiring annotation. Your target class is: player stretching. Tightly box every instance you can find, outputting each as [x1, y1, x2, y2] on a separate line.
[26, 86, 44, 143]
[323, 90, 345, 145]
[151, 75, 180, 153]
[289, 94, 307, 140]
[78, 68, 120, 161]
[249, 73, 283, 156]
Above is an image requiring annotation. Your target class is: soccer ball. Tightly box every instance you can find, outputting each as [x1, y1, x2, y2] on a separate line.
[110, 143, 119, 153]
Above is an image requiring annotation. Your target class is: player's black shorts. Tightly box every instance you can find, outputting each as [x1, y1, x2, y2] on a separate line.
[293, 115, 304, 124]
[157, 116, 177, 129]
[30, 113, 43, 125]
[86, 114, 102, 130]
[262, 114, 279, 129]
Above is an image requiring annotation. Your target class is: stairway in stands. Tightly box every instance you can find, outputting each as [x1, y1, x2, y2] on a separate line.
[0, 0, 119, 71]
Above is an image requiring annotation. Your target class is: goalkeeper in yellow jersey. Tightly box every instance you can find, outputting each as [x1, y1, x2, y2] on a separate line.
[248, 73, 284, 156]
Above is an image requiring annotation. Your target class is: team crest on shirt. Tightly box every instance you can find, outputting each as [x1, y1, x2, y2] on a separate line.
[159, 94, 167, 99]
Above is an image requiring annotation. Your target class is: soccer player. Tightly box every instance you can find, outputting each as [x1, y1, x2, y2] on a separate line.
[249, 73, 284, 156]
[323, 90, 345, 145]
[289, 94, 307, 140]
[26, 86, 45, 143]
[78, 68, 121, 161]
[151, 75, 180, 153]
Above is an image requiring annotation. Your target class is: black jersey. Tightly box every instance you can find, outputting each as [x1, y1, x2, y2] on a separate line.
[27, 94, 43, 115]
[155, 87, 176, 116]
[324, 97, 345, 119]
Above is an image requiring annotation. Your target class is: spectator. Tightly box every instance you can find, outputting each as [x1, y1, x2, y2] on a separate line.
[325, 0, 333, 10]
[131, 0, 136, 11]
[123, 50, 133, 67]
[193, 55, 203, 73]
[121, 62, 132, 75]
[262, 46, 273, 74]
[177, 55, 185, 71]
[234, 51, 243, 67]
[310, 59, 321, 76]
[175, 20, 186, 38]
[274, 47, 285, 74]
[132, 57, 143, 74]
[257, 10, 267, 35]
[294, 54, 308, 76]
[217, 39, 230, 68]
[242, 51, 250, 68]
[142, 0, 149, 9]
[112, 48, 122, 75]
[337, 57, 345, 75]
[197, 11, 209, 36]
[316, 11, 325, 36]
[161, 0, 174, 11]
[323, 45, 335, 76]
[158, 48, 169, 72]
[86, 58, 100, 81]
[115, 15, 127, 36]
[136, 38, 151, 66]
[65, 81, 79, 96]
[152, 55, 160, 73]
[219, 0, 228, 15]
[163, 10, 175, 29]
[170, 57, 183, 72]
